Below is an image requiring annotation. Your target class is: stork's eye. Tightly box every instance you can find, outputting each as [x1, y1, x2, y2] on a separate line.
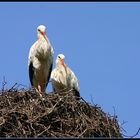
[58, 56, 61, 59]
[38, 29, 41, 32]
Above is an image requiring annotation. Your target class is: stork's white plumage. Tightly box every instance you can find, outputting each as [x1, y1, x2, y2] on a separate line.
[51, 54, 80, 97]
[28, 25, 54, 93]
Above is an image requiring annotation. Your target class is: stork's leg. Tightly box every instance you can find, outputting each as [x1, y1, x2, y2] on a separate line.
[38, 84, 45, 92]
[42, 81, 46, 93]
[38, 85, 42, 92]
[34, 85, 42, 98]
[38, 83, 46, 95]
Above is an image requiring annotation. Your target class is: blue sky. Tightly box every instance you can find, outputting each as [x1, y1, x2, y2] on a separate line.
[0, 2, 140, 138]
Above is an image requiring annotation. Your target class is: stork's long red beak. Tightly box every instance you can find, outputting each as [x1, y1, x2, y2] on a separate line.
[61, 59, 67, 70]
[41, 31, 48, 43]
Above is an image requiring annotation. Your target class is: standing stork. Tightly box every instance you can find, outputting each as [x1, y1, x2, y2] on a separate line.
[51, 54, 80, 98]
[28, 25, 54, 93]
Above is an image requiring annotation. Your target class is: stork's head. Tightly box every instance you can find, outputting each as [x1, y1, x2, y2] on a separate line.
[56, 54, 67, 68]
[37, 25, 46, 34]
[37, 25, 48, 42]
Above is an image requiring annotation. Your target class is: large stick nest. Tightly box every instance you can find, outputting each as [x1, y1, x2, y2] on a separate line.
[0, 88, 123, 138]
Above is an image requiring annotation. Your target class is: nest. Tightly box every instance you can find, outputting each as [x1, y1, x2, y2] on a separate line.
[0, 88, 123, 138]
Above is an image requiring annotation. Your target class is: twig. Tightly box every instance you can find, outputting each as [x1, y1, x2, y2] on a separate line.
[78, 128, 87, 137]
[90, 94, 95, 106]
[36, 125, 50, 137]
[16, 83, 29, 89]
[80, 96, 91, 109]
[113, 106, 116, 118]
[1, 76, 7, 92]
[8, 83, 18, 92]
[47, 97, 63, 114]
[51, 87, 70, 94]
[122, 127, 140, 138]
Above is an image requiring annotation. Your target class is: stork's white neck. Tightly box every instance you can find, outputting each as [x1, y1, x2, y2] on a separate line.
[56, 63, 62, 68]
[38, 33, 49, 44]
[56, 62, 67, 74]
[38, 33, 44, 39]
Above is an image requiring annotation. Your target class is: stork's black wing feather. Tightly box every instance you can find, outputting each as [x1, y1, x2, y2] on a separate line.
[74, 88, 80, 97]
[46, 63, 53, 88]
[29, 62, 34, 86]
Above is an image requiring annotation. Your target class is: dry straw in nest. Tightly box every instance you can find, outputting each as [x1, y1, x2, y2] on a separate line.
[0, 88, 123, 138]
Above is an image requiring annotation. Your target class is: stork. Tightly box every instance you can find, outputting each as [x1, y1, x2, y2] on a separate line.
[51, 54, 80, 98]
[28, 25, 54, 94]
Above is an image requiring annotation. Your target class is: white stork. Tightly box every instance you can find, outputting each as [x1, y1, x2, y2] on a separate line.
[51, 54, 80, 97]
[28, 25, 54, 93]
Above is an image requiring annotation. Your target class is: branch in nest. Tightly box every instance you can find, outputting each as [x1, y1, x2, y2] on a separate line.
[122, 127, 140, 138]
